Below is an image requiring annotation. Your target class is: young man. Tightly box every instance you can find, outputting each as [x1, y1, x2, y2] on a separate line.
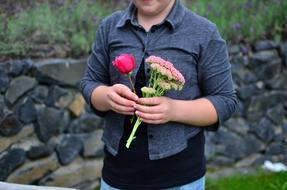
[81, 0, 238, 189]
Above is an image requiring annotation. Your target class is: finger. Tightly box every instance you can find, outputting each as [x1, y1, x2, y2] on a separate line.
[118, 111, 135, 115]
[108, 92, 136, 107]
[138, 117, 162, 124]
[137, 97, 161, 106]
[115, 85, 138, 101]
[135, 110, 162, 121]
[134, 104, 160, 114]
[108, 99, 135, 113]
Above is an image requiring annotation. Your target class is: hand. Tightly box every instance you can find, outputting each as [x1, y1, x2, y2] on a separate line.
[134, 96, 175, 124]
[106, 84, 138, 115]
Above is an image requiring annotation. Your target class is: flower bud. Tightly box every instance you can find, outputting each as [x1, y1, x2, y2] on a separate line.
[113, 54, 136, 75]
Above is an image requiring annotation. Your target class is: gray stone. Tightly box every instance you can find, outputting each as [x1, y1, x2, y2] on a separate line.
[253, 58, 281, 81]
[45, 85, 74, 108]
[68, 93, 85, 117]
[0, 148, 26, 181]
[266, 74, 287, 90]
[247, 91, 287, 121]
[7, 60, 33, 77]
[27, 142, 55, 160]
[39, 157, 103, 188]
[82, 129, 104, 158]
[282, 123, 287, 135]
[68, 114, 103, 133]
[274, 134, 285, 142]
[0, 95, 5, 119]
[15, 97, 37, 124]
[34, 59, 86, 86]
[10, 133, 42, 152]
[230, 56, 247, 69]
[29, 85, 49, 104]
[237, 84, 260, 100]
[207, 167, 256, 180]
[253, 117, 275, 143]
[5, 76, 37, 105]
[211, 128, 243, 159]
[72, 180, 99, 190]
[280, 42, 287, 66]
[255, 81, 264, 89]
[253, 155, 273, 166]
[35, 107, 68, 142]
[0, 68, 9, 93]
[224, 117, 250, 135]
[235, 153, 262, 167]
[0, 124, 34, 152]
[255, 40, 278, 51]
[233, 66, 257, 84]
[249, 50, 279, 68]
[226, 134, 262, 160]
[243, 135, 264, 155]
[207, 127, 229, 144]
[210, 156, 235, 166]
[266, 142, 285, 155]
[228, 45, 240, 55]
[0, 113, 23, 137]
[212, 128, 262, 160]
[266, 105, 285, 125]
[7, 154, 59, 184]
[56, 135, 83, 165]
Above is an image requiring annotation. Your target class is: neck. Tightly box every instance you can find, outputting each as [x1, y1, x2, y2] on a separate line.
[137, 0, 175, 31]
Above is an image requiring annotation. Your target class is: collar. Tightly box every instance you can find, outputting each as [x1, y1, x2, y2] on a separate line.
[116, 0, 187, 30]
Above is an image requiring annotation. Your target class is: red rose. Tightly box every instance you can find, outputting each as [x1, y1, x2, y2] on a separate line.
[113, 54, 136, 75]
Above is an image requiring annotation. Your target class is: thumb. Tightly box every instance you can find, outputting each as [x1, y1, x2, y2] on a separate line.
[115, 84, 139, 101]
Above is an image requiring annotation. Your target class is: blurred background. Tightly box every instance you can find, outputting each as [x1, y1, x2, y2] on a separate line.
[0, 0, 287, 190]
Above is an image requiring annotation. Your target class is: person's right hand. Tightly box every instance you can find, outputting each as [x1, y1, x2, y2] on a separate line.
[106, 84, 138, 115]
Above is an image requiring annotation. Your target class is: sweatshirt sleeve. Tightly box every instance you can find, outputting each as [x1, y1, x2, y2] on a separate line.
[198, 27, 238, 130]
[80, 21, 110, 117]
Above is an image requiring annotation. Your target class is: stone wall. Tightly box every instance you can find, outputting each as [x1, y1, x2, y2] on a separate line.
[0, 40, 287, 189]
[0, 59, 103, 190]
[206, 40, 287, 169]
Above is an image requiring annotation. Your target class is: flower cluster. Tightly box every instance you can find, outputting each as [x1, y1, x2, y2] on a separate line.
[125, 56, 185, 148]
[145, 56, 185, 94]
[112, 54, 185, 148]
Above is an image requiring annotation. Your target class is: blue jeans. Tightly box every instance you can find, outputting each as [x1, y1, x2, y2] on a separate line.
[100, 176, 205, 190]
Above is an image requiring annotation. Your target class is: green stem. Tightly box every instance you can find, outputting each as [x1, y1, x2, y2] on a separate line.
[126, 117, 142, 148]
[148, 69, 153, 88]
[127, 74, 136, 93]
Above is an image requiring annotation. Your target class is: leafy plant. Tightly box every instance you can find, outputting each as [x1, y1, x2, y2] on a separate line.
[0, 0, 286, 58]
[187, 0, 287, 43]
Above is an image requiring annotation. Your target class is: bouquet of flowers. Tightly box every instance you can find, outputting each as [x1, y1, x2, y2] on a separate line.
[113, 55, 185, 148]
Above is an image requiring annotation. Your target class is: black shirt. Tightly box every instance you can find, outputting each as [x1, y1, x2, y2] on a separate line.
[102, 60, 206, 189]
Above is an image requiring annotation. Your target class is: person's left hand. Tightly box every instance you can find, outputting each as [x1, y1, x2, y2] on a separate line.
[134, 96, 175, 124]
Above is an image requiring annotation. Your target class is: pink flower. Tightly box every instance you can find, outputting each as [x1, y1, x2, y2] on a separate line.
[146, 55, 185, 85]
[126, 55, 186, 149]
[113, 54, 136, 75]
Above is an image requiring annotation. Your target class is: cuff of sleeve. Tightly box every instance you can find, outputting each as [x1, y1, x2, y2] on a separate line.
[85, 82, 107, 117]
[203, 96, 225, 131]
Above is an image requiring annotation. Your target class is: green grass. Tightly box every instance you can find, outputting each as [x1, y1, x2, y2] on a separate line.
[188, 0, 287, 43]
[0, 0, 287, 58]
[93, 171, 287, 190]
[206, 171, 287, 190]
[0, 0, 113, 57]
